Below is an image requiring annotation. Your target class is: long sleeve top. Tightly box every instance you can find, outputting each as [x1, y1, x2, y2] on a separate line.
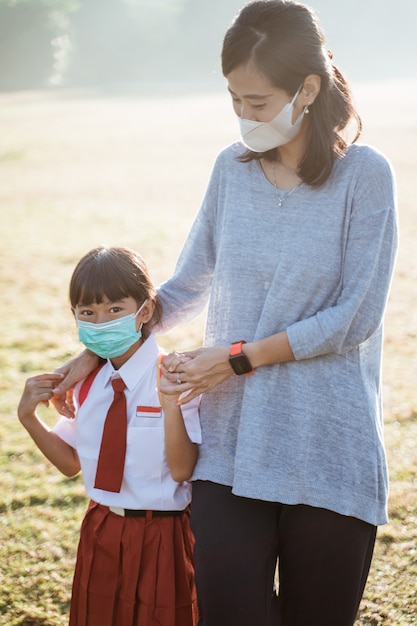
[157, 141, 398, 525]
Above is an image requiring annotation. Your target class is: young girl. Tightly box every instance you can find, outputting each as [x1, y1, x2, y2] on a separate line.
[17, 245, 200, 626]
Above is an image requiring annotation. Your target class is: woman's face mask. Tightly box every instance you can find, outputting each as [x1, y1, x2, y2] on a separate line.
[76, 299, 147, 359]
[238, 85, 306, 152]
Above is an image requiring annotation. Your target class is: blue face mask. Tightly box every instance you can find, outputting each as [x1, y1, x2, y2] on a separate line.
[76, 300, 147, 359]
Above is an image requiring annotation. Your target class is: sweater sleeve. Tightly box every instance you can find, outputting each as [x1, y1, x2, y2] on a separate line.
[155, 157, 221, 333]
[287, 148, 398, 359]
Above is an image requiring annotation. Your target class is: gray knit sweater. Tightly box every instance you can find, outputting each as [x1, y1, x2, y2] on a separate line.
[157, 142, 398, 525]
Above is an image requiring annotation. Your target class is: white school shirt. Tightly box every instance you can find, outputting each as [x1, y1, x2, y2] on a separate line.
[53, 334, 201, 510]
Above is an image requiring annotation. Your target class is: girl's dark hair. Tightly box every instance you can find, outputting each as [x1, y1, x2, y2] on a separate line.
[221, 0, 362, 186]
[69, 246, 162, 337]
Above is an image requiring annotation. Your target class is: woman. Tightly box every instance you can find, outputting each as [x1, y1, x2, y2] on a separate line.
[55, 2, 398, 624]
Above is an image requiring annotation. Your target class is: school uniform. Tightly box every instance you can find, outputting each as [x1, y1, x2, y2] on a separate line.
[53, 334, 201, 626]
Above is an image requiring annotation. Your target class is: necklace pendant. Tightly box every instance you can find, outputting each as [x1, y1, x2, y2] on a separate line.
[269, 159, 303, 209]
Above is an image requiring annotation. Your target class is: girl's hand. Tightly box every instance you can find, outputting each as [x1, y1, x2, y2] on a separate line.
[159, 352, 193, 405]
[161, 346, 233, 404]
[158, 371, 183, 408]
[18, 373, 65, 422]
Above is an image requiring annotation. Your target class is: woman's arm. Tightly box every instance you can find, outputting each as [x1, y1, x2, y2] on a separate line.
[50, 350, 100, 418]
[162, 331, 294, 404]
[163, 152, 398, 403]
[159, 374, 198, 482]
[18, 373, 81, 477]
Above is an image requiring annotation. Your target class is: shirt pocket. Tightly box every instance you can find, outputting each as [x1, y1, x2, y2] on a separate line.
[125, 408, 165, 479]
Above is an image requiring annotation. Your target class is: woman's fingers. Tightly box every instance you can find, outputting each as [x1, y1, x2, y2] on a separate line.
[160, 346, 233, 403]
[52, 350, 99, 394]
[50, 389, 76, 418]
[162, 351, 192, 373]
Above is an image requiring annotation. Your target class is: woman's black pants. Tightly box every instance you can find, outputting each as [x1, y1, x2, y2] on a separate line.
[190, 481, 377, 626]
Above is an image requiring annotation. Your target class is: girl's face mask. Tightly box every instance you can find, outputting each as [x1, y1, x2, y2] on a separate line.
[76, 300, 147, 359]
[238, 85, 306, 152]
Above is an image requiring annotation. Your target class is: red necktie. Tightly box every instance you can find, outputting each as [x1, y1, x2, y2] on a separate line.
[94, 378, 127, 493]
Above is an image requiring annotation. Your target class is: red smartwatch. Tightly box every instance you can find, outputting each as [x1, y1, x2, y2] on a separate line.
[228, 341, 254, 376]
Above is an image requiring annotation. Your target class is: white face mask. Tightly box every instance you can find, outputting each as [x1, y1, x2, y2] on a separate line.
[239, 85, 306, 152]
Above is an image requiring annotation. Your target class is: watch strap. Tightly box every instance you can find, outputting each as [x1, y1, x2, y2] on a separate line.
[229, 340, 254, 376]
[230, 340, 247, 356]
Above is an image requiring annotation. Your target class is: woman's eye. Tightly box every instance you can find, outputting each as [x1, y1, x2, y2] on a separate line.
[252, 103, 266, 110]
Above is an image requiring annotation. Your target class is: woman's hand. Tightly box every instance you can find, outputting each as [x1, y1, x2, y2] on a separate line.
[51, 388, 76, 419]
[50, 350, 100, 418]
[161, 346, 233, 404]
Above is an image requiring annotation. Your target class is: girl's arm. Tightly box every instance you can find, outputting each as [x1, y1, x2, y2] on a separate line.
[18, 373, 81, 477]
[159, 374, 198, 482]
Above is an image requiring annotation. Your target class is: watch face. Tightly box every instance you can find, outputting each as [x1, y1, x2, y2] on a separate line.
[229, 353, 253, 375]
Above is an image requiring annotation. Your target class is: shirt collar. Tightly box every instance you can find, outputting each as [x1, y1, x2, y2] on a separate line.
[101, 333, 160, 391]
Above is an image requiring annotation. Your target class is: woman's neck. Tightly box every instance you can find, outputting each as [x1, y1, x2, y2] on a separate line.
[260, 130, 305, 189]
[262, 155, 302, 190]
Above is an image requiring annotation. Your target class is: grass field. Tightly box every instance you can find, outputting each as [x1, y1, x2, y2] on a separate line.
[1, 81, 416, 625]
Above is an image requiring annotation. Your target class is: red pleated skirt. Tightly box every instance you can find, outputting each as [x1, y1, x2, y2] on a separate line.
[69, 501, 198, 626]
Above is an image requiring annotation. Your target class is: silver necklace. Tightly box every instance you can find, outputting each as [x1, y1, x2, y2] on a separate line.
[271, 160, 303, 207]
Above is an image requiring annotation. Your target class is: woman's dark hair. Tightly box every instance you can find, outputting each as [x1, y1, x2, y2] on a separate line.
[221, 0, 362, 186]
[69, 246, 162, 337]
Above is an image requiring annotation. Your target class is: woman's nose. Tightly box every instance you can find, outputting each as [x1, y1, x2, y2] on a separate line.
[240, 103, 251, 120]
[240, 104, 259, 121]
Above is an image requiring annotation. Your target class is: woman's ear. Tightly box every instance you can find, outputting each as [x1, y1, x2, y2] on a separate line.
[301, 74, 321, 107]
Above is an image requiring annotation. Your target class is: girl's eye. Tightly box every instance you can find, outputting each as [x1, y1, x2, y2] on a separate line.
[109, 306, 122, 313]
[79, 310, 93, 316]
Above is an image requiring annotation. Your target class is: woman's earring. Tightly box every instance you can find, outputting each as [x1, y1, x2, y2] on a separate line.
[305, 102, 311, 114]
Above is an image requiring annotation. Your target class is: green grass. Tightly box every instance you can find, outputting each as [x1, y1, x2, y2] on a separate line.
[1, 83, 417, 624]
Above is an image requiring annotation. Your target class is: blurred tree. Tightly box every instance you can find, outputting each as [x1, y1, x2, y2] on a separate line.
[0, 0, 242, 91]
[0, 0, 77, 91]
[0, 0, 415, 91]
[0, 1, 53, 90]
[66, 0, 135, 85]
[66, 0, 184, 86]
[65, 0, 243, 88]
